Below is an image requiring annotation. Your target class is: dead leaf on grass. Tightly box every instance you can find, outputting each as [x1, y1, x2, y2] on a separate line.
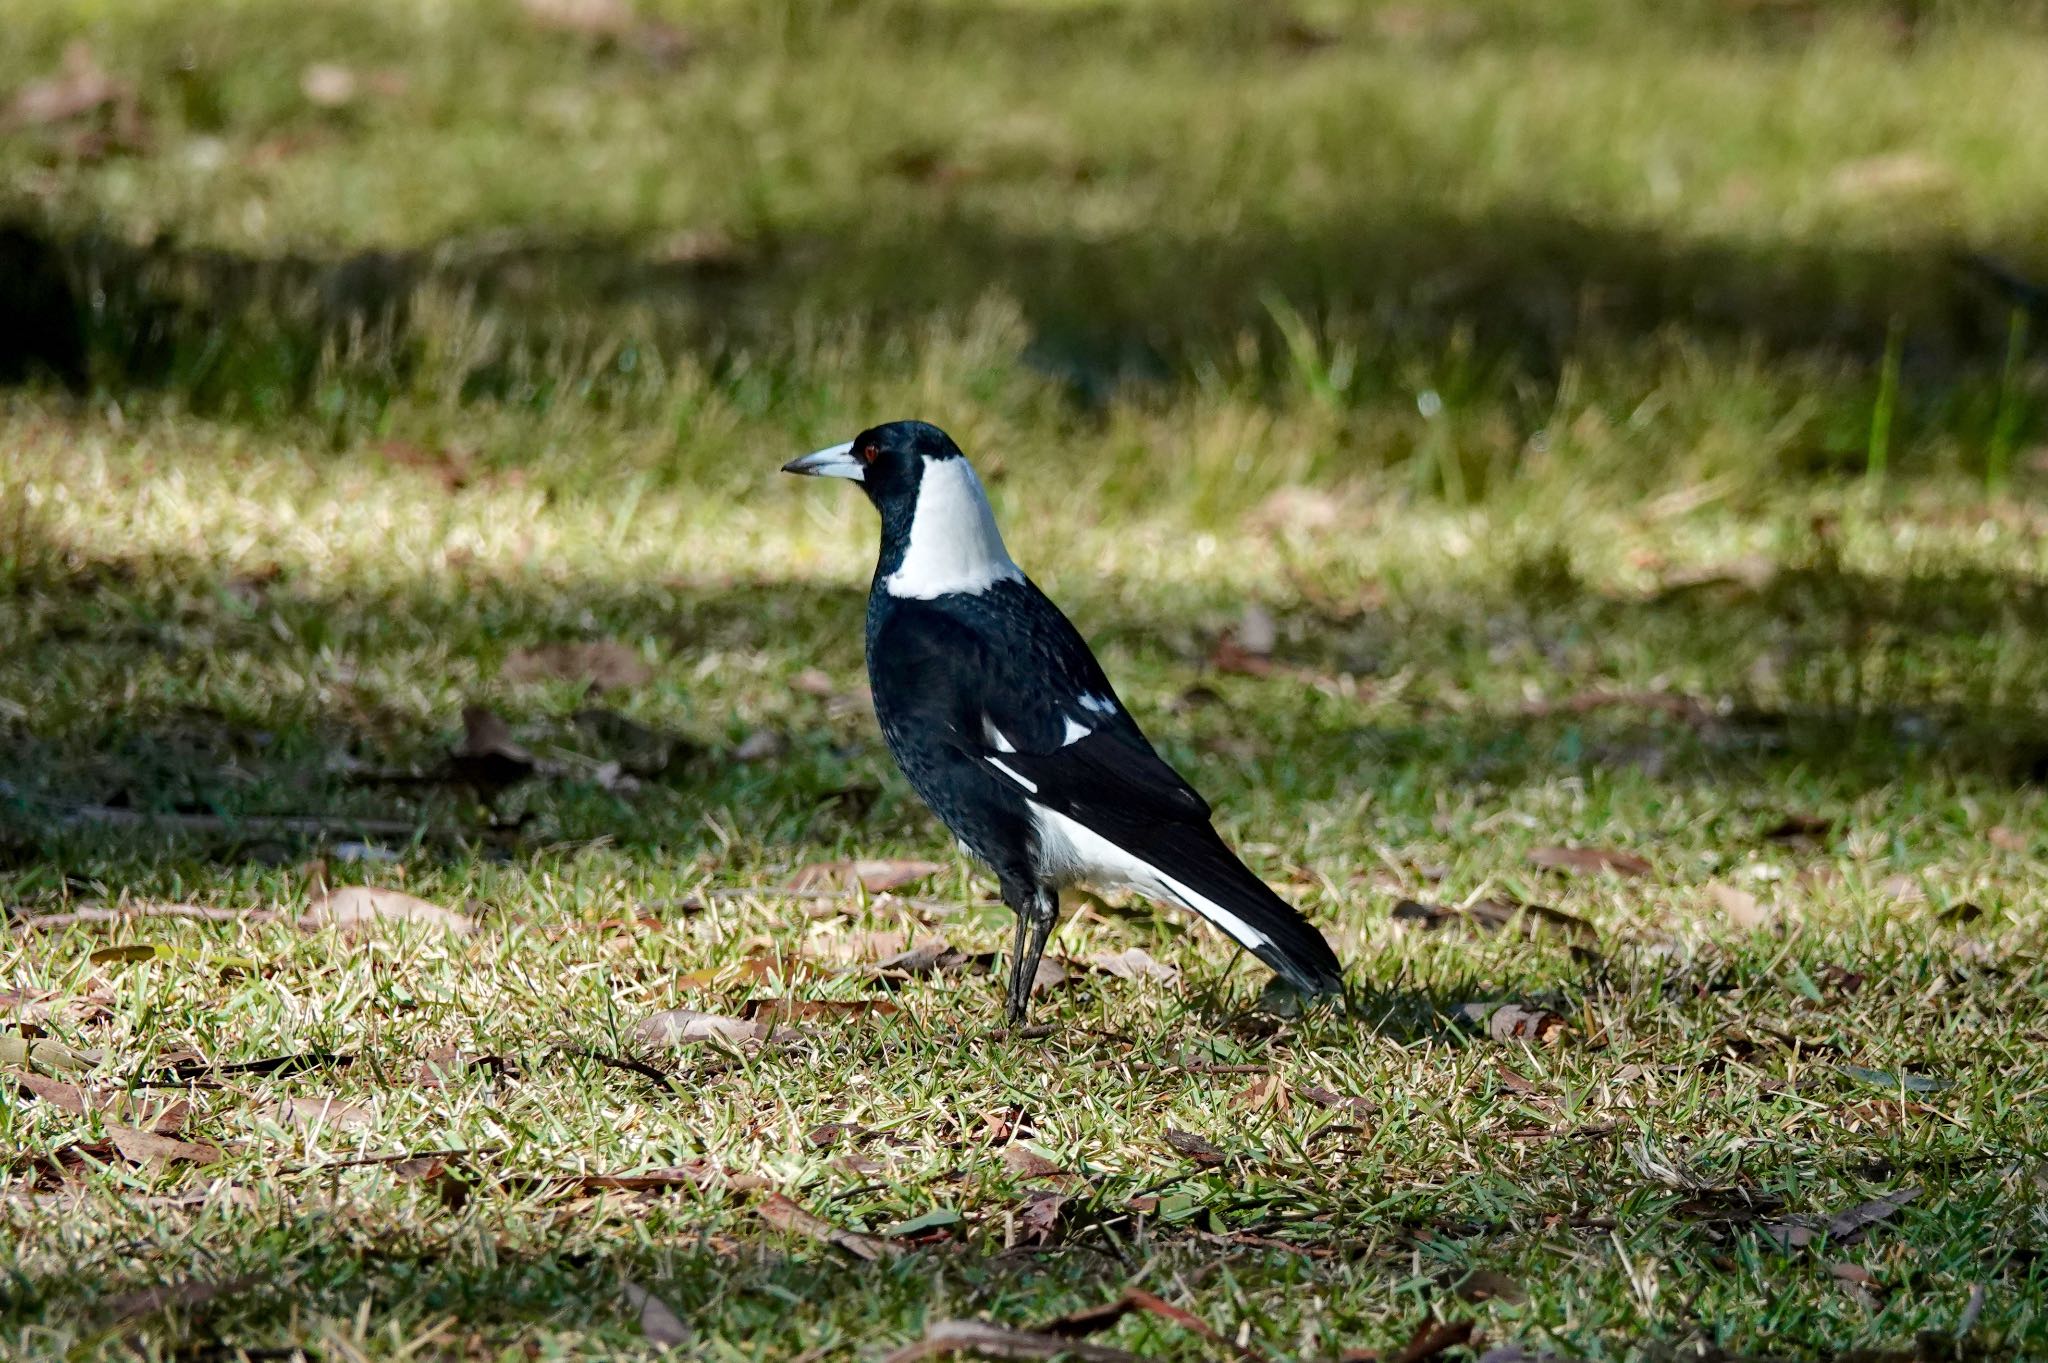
[1034, 1287, 1243, 1355]
[414, 1048, 511, 1089]
[267, 1096, 375, 1132]
[1527, 845, 1651, 877]
[1988, 825, 2027, 854]
[1299, 1084, 1374, 1117]
[998, 1144, 1066, 1181]
[0, 1032, 88, 1073]
[1375, 1317, 1476, 1363]
[745, 997, 901, 1025]
[1457, 1002, 1568, 1045]
[885, 1319, 1144, 1363]
[634, 1009, 767, 1047]
[1707, 882, 1773, 930]
[757, 1191, 897, 1260]
[101, 1275, 255, 1324]
[1086, 946, 1180, 983]
[789, 858, 946, 893]
[1760, 1186, 1919, 1249]
[503, 640, 653, 691]
[621, 1279, 691, 1350]
[1449, 1269, 1526, 1304]
[302, 885, 476, 936]
[1234, 1072, 1291, 1115]
[1164, 1127, 1224, 1164]
[731, 728, 787, 763]
[106, 1123, 221, 1165]
[1393, 896, 1595, 942]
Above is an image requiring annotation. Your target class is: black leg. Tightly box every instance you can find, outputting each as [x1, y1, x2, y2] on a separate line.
[1001, 882, 1060, 1026]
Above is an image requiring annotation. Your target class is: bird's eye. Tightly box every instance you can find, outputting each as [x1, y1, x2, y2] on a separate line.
[859, 445, 878, 463]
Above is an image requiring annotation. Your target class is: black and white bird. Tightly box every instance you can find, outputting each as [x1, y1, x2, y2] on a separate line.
[783, 420, 1345, 1024]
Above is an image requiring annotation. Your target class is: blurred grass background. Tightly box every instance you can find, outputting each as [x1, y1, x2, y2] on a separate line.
[4, 2, 2048, 1359]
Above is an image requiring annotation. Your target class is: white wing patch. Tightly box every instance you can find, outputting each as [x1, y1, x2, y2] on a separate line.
[985, 757, 1038, 793]
[883, 457, 1025, 599]
[982, 717, 1017, 753]
[1059, 716, 1091, 747]
[1027, 803, 1271, 953]
[1078, 693, 1117, 716]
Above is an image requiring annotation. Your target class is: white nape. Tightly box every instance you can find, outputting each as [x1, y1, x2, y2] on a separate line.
[1059, 716, 1091, 746]
[1023, 802, 1272, 954]
[1077, 693, 1117, 716]
[883, 457, 1025, 599]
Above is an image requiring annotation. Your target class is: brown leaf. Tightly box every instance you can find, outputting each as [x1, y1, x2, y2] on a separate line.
[522, 0, 637, 36]
[1031, 958, 1069, 995]
[502, 640, 653, 691]
[757, 1191, 898, 1260]
[791, 668, 838, 698]
[731, 728, 787, 763]
[1707, 882, 1772, 930]
[621, 1279, 691, 1350]
[745, 997, 901, 1025]
[1234, 1072, 1291, 1115]
[1015, 1189, 1069, 1243]
[101, 1275, 255, 1323]
[998, 1144, 1065, 1180]
[267, 1096, 374, 1132]
[1450, 1269, 1526, 1304]
[788, 858, 946, 894]
[1164, 1127, 1224, 1163]
[1527, 845, 1651, 877]
[105, 1123, 221, 1165]
[1387, 1318, 1476, 1363]
[1299, 1084, 1375, 1118]
[1989, 825, 2027, 853]
[1395, 896, 1593, 942]
[1040, 1287, 1245, 1357]
[0, 1033, 89, 1073]
[884, 1319, 1144, 1363]
[13, 1072, 90, 1113]
[302, 884, 475, 936]
[414, 1048, 510, 1089]
[1457, 1002, 1567, 1045]
[1829, 151, 1955, 200]
[1087, 946, 1180, 983]
[634, 1009, 767, 1047]
[871, 938, 953, 975]
[1760, 1186, 1919, 1249]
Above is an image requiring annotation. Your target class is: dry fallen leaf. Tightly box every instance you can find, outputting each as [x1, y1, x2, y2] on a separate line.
[757, 1191, 898, 1260]
[1527, 845, 1651, 878]
[1450, 1269, 1526, 1304]
[1380, 1317, 1477, 1363]
[998, 1144, 1066, 1181]
[267, 1096, 375, 1132]
[1829, 151, 1955, 200]
[1457, 1002, 1568, 1045]
[299, 62, 357, 107]
[635, 1009, 768, 1047]
[502, 640, 653, 691]
[1086, 946, 1179, 983]
[101, 1275, 255, 1324]
[105, 1123, 221, 1165]
[1761, 1186, 1919, 1249]
[1707, 882, 1772, 930]
[789, 858, 946, 894]
[1988, 825, 2027, 854]
[0, 1032, 88, 1073]
[1164, 1127, 1224, 1163]
[302, 885, 476, 936]
[5, 42, 132, 129]
[745, 997, 901, 1025]
[621, 1279, 691, 1350]
[884, 1319, 1144, 1363]
[1234, 1072, 1291, 1115]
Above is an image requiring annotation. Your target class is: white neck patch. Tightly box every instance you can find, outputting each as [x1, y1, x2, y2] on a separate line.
[883, 457, 1023, 599]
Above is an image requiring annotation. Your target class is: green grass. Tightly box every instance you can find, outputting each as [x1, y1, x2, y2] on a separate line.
[4, 1, 2048, 1359]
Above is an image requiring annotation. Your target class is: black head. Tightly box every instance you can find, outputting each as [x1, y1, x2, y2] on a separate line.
[780, 419, 963, 515]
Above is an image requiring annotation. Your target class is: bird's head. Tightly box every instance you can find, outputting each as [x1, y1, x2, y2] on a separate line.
[780, 419, 962, 513]
[782, 420, 1019, 597]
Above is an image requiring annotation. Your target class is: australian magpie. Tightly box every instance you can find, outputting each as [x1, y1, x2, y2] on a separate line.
[783, 420, 1346, 1023]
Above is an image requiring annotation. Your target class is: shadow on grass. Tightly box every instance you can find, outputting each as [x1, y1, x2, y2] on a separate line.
[3, 504, 2044, 901]
[0, 205, 2041, 430]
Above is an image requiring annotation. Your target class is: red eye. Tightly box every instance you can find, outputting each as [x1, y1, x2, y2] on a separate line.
[860, 445, 878, 463]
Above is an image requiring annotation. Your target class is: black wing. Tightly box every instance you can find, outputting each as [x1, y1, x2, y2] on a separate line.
[878, 581, 1207, 825]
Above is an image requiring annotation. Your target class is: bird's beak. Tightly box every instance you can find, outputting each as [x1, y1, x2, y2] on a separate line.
[781, 440, 864, 482]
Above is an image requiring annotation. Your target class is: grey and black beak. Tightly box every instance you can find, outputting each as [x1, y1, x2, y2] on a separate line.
[781, 440, 864, 481]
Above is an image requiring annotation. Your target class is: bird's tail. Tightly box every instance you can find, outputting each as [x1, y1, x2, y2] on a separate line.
[1148, 825, 1346, 997]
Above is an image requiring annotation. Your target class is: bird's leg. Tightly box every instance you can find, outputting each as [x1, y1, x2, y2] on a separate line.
[1003, 885, 1061, 1026]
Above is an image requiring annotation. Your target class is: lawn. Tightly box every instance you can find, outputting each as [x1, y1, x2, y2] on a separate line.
[3, 1, 2047, 1359]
